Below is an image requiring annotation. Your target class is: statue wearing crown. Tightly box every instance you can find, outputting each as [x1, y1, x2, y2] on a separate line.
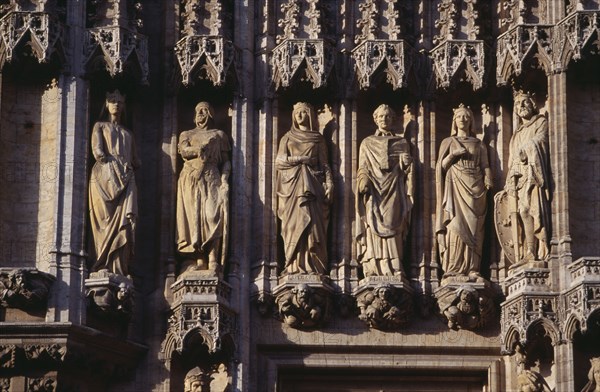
[276, 102, 333, 275]
[436, 104, 493, 284]
[494, 91, 551, 271]
[89, 90, 140, 276]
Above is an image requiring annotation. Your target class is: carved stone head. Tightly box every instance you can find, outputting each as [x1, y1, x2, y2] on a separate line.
[451, 104, 475, 136]
[184, 367, 204, 392]
[292, 102, 316, 131]
[195, 102, 215, 129]
[372, 104, 396, 132]
[513, 90, 538, 121]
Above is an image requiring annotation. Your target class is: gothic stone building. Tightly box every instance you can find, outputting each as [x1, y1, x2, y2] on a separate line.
[0, 0, 599, 391]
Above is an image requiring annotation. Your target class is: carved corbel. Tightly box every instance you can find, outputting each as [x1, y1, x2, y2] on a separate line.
[0, 268, 55, 311]
[85, 270, 134, 320]
[435, 282, 497, 331]
[0, 6, 65, 68]
[354, 279, 413, 330]
[272, 275, 333, 329]
[160, 274, 236, 368]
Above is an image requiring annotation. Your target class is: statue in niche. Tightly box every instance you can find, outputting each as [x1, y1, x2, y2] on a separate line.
[89, 90, 140, 276]
[276, 102, 333, 275]
[494, 91, 551, 270]
[442, 285, 493, 330]
[583, 357, 600, 392]
[513, 344, 553, 392]
[357, 283, 411, 330]
[356, 104, 413, 277]
[276, 284, 324, 328]
[176, 102, 231, 274]
[436, 104, 492, 283]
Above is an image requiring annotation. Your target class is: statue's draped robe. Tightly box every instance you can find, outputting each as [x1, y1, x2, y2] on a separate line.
[176, 128, 230, 265]
[276, 127, 330, 275]
[436, 136, 489, 277]
[505, 114, 551, 260]
[356, 132, 412, 271]
[89, 121, 138, 275]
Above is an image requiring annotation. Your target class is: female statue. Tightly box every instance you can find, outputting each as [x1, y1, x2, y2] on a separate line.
[276, 102, 333, 275]
[356, 104, 413, 277]
[435, 104, 492, 282]
[176, 102, 231, 273]
[89, 90, 140, 276]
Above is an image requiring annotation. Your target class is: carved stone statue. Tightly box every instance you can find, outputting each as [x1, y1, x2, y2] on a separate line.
[436, 104, 492, 283]
[0, 269, 51, 309]
[441, 285, 494, 330]
[357, 283, 411, 330]
[184, 367, 204, 392]
[176, 102, 231, 274]
[494, 91, 551, 269]
[89, 90, 140, 276]
[276, 284, 324, 328]
[583, 357, 600, 392]
[356, 104, 413, 277]
[276, 102, 333, 275]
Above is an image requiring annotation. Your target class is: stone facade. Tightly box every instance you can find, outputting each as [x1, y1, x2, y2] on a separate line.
[0, 1, 598, 391]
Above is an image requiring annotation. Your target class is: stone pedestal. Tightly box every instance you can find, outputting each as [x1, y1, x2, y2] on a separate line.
[354, 276, 414, 330]
[435, 281, 497, 331]
[273, 274, 334, 329]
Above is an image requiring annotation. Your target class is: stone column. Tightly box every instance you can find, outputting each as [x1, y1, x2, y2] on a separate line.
[46, 0, 89, 324]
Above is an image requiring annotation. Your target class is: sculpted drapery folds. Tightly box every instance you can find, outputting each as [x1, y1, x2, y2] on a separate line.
[176, 102, 231, 273]
[494, 91, 551, 268]
[436, 104, 492, 282]
[89, 90, 140, 276]
[356, 104, 413, 277]
[276, 102, 333, 275]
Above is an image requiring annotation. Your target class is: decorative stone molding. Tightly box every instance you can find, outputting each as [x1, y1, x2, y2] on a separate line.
[0, 10, 64, 67]
[352, 40, 416, 90]
[563, 258, 600, 336]
[555, 10, 600, 71]
[435, 282, 496, 331]
[27, 377, 56, 392]
[161, 274, 236, 363]
[175, 35, 236, 86]
[430, 39, 486, 90]
[85, 270, 134, 319]
[84, 0, 148, 83]
[0, 378, 9, 392]
[433, 0, 460, 45]
[496, 24, 554, 85]
[271, 38, 334, 89]
[354, 277, 413, 330]
[277, 0, 301, 44]
[0, 268, 55, 310]
[273, 274, 332, 329]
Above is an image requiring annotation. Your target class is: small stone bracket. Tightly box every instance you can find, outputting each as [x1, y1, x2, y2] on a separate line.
[85, 270, 134, 320]
[0, 11, 65, 68]
[354, 276, 414, 330]
[174, 35, 237, 87]
[0, 268, 55, 311]
[273, 274, 333, 329]
[351, 39, 417, 90]
[83, 25, 149, 84]
[430, 39, 487, 90]
[161, 274, 237, 365]
[435, 281, 497, 331]
[271, 38, 335, 89]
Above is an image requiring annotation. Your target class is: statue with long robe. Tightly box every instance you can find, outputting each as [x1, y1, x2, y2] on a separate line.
[494, 91, 551, 268]
[276, 102, 333, 275]
[89, 90, 140, 276]
[356, 104, 413, 277]
[176, 102, 231, 273]
[436, 104, 492, 282]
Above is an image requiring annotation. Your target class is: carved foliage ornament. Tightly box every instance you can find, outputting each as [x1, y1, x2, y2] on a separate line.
[0, 10, 64, 67]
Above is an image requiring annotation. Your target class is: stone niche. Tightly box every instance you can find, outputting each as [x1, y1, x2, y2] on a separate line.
[0, 77, 59, 271]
